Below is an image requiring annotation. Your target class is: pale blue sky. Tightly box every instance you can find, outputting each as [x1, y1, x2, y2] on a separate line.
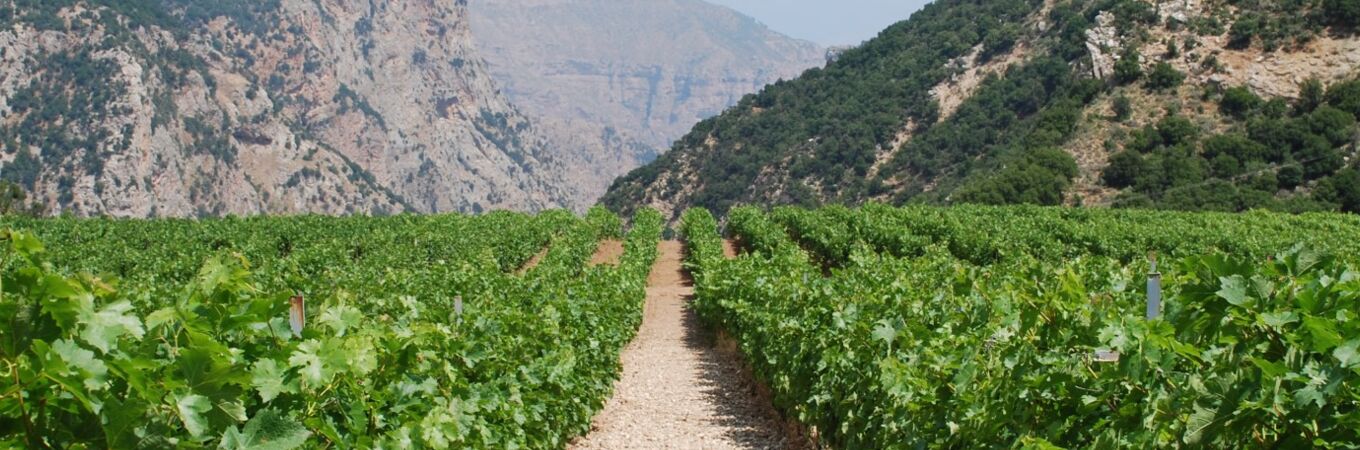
[706, 0, 932, 46]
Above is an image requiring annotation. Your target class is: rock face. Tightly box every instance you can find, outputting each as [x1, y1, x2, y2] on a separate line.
[467, 0, 824, 151]
[1085, 12, 1120, 79]
[0, 0, 615, 216]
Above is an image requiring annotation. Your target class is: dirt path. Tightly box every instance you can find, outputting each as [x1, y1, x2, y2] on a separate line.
[722, 239, 739, 259]
[515, 245, 550, 275]
[589, 239, 625, 266]
[570, 241, 804, 450]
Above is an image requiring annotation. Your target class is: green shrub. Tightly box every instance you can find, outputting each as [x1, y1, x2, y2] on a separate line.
[1228, 13, 1261, 49]
[1326, 79, 1360, 117]
[1113, 95, 1134, 121]
[1113, 48, 1143, 84]
[1103, 151, 1144, 188]
[1324, 0, 1360, 26]
[1220, 86, 1263, 119]
[1327, 169, 1360, 212]
[1297, 78, 1326, 113]
[1279, 164, 1305, 189]
[1145, 62, 1185, 90]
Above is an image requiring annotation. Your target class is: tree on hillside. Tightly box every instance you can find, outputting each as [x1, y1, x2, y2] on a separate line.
[1220, 86, 1263, 119]
[1326, 79, 1360, 117]
[0, 181, 43, 216]
[1325, 0, 1360, 27]
[1103, 151, 1144, 188]
[1297, 78, 1326, 114]
[1113, 48, 1143, 85]
[1145, 63, 1185, 91]
[1113, 95, 1133, 121]
[1318, 169, 1360, 212]
[1228, 13, 1261, 49]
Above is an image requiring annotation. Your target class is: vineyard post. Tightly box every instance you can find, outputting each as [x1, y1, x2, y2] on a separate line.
[1146, 252, 1161, 320]
[454, 295, 464, 325]
[289, 294, 306, 338]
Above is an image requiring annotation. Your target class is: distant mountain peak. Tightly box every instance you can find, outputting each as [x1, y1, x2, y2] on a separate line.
[468, 0, 824, 152]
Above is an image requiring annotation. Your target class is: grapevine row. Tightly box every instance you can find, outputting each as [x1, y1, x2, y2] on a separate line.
[0, 207, 662, 449]
[683, 205, 1360, 448]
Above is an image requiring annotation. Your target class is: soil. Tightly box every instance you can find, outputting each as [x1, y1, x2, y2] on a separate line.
[590, 239, 626, 266]
[569, 241, 806, 450]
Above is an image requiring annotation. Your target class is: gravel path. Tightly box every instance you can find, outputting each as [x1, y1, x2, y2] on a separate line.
[570, 241, 805, 450]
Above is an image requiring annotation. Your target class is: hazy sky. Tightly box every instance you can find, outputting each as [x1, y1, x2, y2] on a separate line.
[705, 0, 932, 46]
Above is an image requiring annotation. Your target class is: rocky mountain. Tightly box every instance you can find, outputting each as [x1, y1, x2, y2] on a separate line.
[467, 0, 825, 152]
[0, 0, 634, 216]
[602, 0, 1360, 220]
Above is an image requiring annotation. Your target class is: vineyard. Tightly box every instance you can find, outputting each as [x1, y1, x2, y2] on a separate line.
[2, 204, 1359, 448]
[682, 204, 1360, 448]
[0, 207, 662, 448]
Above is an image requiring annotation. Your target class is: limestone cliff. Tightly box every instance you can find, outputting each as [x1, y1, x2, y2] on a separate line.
[0, 0, 600, 216]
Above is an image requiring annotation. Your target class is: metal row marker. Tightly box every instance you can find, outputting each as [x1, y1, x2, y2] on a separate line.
[1096, 253, 1162, 364]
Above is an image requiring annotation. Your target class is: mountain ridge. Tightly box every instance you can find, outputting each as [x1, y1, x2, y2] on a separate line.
[0, 0, 640, 216]
[602, 0, 1360, 219]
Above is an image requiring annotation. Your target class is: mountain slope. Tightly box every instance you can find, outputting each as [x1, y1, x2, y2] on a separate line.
[602, 0, 1360, 220]
[0, 0, 611, 216]
[467, 0, 825, 152]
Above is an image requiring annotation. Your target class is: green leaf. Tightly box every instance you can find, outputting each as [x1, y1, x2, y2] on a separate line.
[79, 300, 145, 353]
[1250, 357, 1288, 378]
[1294, 386, 1326, 409]
[219, 409, 311, 450]
[1302, 315, 1344, 353]
[1183, 404, 1219, 444]
[1334, 339, 1360, 369]
[146, 307, 177, 330]
[50, 338, 108, 392]
[175, 393, 214, 438]
[1259, 311, 1298, 328]
[871, 320, 898, 345]
[1018, 436, 1067, 450]
[101, 397, 147, 449]
[288, 340, 328, 385]
[251, 359, 296, 403]
[319, 305, 363, 337]
[1216, 275, 1251, 307]
[40, 282, 92, 332]
[8, 229, 44, 255]
[218, 401, 248, 423]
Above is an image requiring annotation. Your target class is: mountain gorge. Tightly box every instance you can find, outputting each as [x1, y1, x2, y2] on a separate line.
[0, 0, 659, 216]
[603, 0, 1360, 220]
[468, 0, 825, 153]
[0, 0, 828, 217]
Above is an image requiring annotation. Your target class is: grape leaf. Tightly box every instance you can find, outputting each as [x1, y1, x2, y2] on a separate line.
[1259, 311, 1298, 328]
[219, 409, 311, 450]
[319, 305, 363, 337]
[1303, 315, 1344, 353]
[872, 320, 899, 345]
[288, 340, 328, 385]
[79, 300, 145, 353]
[1294, 386, 1326, 409]
[1184, 404, 1219, 445]
[175, 393, 213, 438]
[251, 359, 296, 403]
[1334, 340, 1360, 369]
[50, 339, 108, 392]
[1216, 276, 1251, 307]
